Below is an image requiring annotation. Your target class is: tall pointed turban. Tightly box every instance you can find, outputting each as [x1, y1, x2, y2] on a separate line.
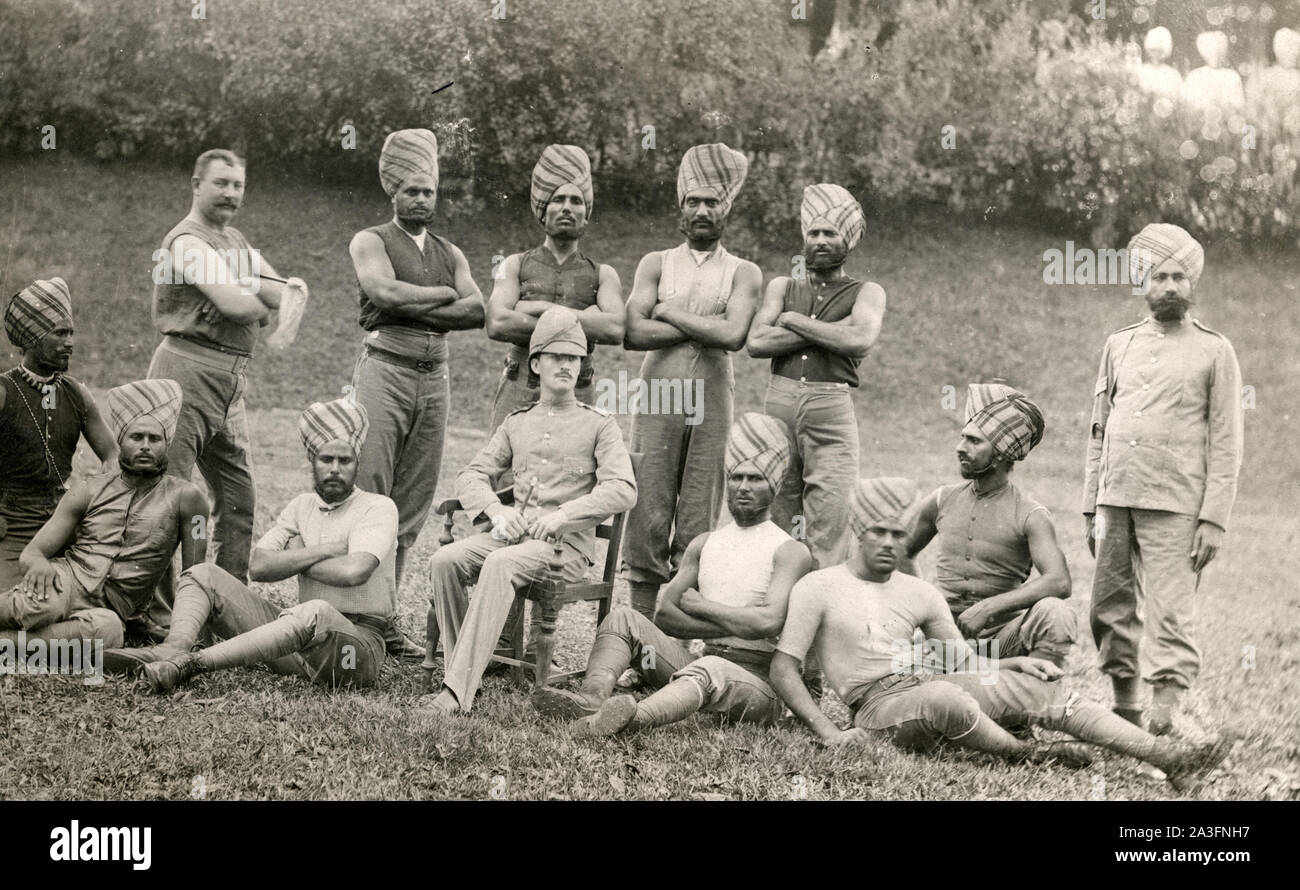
[530, 144, 593, 222]
[379, 129, 439, 198]
[677, 143, 748, 214]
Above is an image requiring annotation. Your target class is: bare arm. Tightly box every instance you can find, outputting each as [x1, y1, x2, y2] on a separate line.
[19, 483, 91, 570]
[678, 540, 813, 639]
[350, 230, 458, 313]
[651, 261, 762, 351]
[72, 381, 119, 467]
[250, 540, 346, 583]
[771, 652, 845, 742]
[168, 235, 276, 323]
[623, 252, 690, 351]
[902, 489, 941, 560]
[408, 243, 485, 331]
[176, 486, 210, 571]
[746, 277, 809, 357]
[484, 254, 532, 344]
[654, 534, 733, 638]
[302, 552, 380, 587]
[778, 281, 886, 359]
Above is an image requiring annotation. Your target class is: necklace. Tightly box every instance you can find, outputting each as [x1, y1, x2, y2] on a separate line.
[4, 368, 67, 490]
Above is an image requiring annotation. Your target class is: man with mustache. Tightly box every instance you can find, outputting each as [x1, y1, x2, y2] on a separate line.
[349, 129, 484, 661]
[149, 149, 305, 591]
[771, 477, 1234, 791]
[1, 278, 118, 593]
[2, 379, 207, 650]
[485, 144, 623, 431]
[127, 398, 400, 693]
[621, 143, 762, 619]
[903, 385, 1076, 669]
[747, 184, 886, 568]
[1085, 223, 1243, 735]
[531, 413, 812, 737]
[423, 307, 636, 716]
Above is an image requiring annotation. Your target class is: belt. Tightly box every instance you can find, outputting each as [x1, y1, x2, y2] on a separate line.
[365, 346, 444, 373]
[344, 613, 391, 636]
[702, 643, 773, 671]
[161, 335, 252, 374]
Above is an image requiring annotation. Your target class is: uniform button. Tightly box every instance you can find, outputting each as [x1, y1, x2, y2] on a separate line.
[967, 535, 973, 541]
[810, 315, 817, 320]
[801, 355, 808, 360]
[1129, 440, 1137, 447]
[799, 376, 807, 383]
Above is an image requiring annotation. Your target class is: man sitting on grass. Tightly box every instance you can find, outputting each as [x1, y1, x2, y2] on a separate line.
[770, 477, 1234, 792]
[3, 379, 206, 650]
[531, 412, 812, 737]
[112, 398, 400, 693]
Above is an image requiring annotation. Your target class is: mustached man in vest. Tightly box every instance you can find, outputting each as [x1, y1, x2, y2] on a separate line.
[1, 278, 118, 593]
[149, 149, 307, 592]
[131, 398, 400, 694]
[349, 129, 485, 661]
[620, 143, 762, 619]
[532, 413, 811, 737]
[485, 144, 624, 433]
[747, 184, 886, 568]
[3, 380, 207, 651]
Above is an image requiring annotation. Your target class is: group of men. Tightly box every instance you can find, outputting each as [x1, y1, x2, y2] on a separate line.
[0, 128, 1242, 789]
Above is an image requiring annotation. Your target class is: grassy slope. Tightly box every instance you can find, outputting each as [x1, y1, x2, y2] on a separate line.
[1, 156, 1297, 800]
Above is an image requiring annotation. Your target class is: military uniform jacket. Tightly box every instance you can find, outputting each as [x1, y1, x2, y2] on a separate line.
[1083, 316, 1243, 530]
[456, 394, 637, 562]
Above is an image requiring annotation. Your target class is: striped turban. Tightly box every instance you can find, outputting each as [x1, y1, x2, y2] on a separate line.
[677, 143, 748, 214]
[5, 278, 73, 351]
[724, 412, 791, 491]
[107, 379, 182, 443]
[968, 394, 1045, 463]
[379, 129, 439, 198]
[801, 184, 865, 250]
[299, 398, 370, 459]
[530, 145, 593, 223]
[1127, 223, 1205, 289]
[848, 477, 920, 539]
[964, 383, 1023, 423]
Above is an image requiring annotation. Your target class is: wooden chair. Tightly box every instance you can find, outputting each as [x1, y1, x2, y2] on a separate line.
[422, 453, 642, 692]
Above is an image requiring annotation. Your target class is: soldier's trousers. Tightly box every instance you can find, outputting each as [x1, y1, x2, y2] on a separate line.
[0, 558, 124, 648]
[1090, 506, 1202, 689]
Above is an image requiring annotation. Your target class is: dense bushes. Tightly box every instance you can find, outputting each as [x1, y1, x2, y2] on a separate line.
[2, 0, 1299, 247]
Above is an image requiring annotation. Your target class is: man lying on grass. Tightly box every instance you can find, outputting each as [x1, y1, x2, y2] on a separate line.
[770, 477, 1234, 792]
[107, 398, 400, 693]
[531, 412, 812, 737]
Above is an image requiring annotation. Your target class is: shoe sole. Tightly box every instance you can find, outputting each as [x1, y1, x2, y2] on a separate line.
[1166, 736, 1234, 792]
[531, 687, 597, 720]
[102, 650, 158, 676]
[572, 695, 637, 739]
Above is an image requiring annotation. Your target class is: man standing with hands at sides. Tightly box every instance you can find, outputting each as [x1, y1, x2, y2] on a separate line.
[747, 183, 885, 568]
[149, 149, 306, 591]
[770, 477, 1234, 792]
[423, 307, 636, 717]
[1085, 223, 1243, 735]
[621, 143, 762, 620]
[1, 278, 117, 592]
[349, 129, 484, 660]
[485, 144, 623, 432]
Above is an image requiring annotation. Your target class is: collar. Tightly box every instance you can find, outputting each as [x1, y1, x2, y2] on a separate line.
[971, 477, 1010, 499]
[315, 486, 361, 513]
[540, 240, 582, 266]
[1147, 315, 1189, 333]
[537, 391, 578, 408]
[12, 365, 61, 389]
[688, 247, 717, 265]
[393, 218, 427, 247]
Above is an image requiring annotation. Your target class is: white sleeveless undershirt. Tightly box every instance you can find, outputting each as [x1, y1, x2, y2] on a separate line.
[697, 519, 792, 652]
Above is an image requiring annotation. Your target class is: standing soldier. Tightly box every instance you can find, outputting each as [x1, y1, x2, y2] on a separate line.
[1, 278, 118, 592]
[747, 184, 885, 567]
[485, 144, 623, 432]
[1085, 223, 1244, 735]
[348, 129, 485, 658]
[621, 143, 762, 619]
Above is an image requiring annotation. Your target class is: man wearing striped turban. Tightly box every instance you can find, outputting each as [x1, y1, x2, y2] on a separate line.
[903, 384, 1076, 671]
[128, 397, 403, 694]
[349, 128, 485, 661]
[149, 149, 306, 594]
[1, 278, 118, 592]
[1085, 223, 1243, 735]
[621, 143, 763, 618]
[485, 144, 624, 434]
[769, 476, 1234, 789]
[532, 413, 812, 737]
[747, 183, 887, 568]
[4, 379, 207, 654]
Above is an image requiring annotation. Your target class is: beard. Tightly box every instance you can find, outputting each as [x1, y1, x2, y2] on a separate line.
[727, 492, 769, 526]
[1148, 294, 1191, 321]
[120, 453, 168, 478]
[678, 214, 723, 242]
[806, 244, 848, 271]
[958, 457, 997, 480]
[314, 477, 353, 504]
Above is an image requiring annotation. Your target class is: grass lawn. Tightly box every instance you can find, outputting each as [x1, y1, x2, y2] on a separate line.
[1, 156, 1297, 800]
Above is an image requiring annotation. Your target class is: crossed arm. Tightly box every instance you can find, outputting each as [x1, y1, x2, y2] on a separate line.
[623, 254, 761, 352]
[169, 234, 286, 325]
[486, 255, 624, 346]
[746, 277, 887, 359]
[250, 538, 380, 588]
[350, 231, 485, 332]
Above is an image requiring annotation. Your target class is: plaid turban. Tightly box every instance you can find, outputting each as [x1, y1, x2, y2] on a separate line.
[801, 184, 865, 250]
[964, 383, 1024, 423]
[848, 477, 920, 539]
[677, 143, 748, 214]
[1127, 223, 1205, 289]
[379, 129, 439, 198]
[107, 379, 182, 443]
[968, 395, 1045, 463]
[724, 413, 791, 491]
[5, 278, 73, 351]
[299, 398, 370, 458]
[530, 144, 593, 223]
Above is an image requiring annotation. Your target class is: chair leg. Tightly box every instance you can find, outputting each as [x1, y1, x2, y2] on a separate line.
[510, 596, 529, 688]
[532, 600, 559, 690]
[421, 603, 440, 694]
